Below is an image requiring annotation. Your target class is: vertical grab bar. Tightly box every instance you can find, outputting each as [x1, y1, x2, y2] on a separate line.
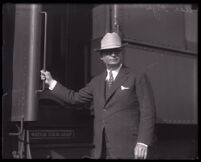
[37, 11, 47, 93]
[113, 4, 119, 33]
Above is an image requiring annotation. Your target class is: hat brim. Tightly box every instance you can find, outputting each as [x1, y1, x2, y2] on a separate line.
[94, 43, 128, 52]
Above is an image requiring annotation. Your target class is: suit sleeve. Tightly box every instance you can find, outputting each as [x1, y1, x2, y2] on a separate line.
[50, 80, 94, 105]
[136, 72, 156, 146]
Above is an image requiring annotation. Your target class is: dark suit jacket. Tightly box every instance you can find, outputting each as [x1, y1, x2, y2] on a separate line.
[51, 66, 156, 159]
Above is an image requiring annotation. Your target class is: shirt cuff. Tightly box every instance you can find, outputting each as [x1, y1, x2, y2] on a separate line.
[49, 80, 57, 90]
[137, 142, 148, 147]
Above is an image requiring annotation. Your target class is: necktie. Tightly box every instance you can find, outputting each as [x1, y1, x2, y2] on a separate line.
[107, 70, 114, 89]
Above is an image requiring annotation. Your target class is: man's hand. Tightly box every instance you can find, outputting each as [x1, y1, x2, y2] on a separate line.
[134, 143, 148, 159]
[40, 70, 54, 87]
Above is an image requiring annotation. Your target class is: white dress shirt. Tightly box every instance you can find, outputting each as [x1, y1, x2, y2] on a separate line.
[106, 64, 122, 81]
[49, 80, 57, 90]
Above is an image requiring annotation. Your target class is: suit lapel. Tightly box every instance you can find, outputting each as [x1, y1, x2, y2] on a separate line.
[98, 71, 107, 105]
[105, 66, 129, 104]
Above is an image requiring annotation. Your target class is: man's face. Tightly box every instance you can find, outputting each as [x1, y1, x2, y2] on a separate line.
[100, 48, 123, 66]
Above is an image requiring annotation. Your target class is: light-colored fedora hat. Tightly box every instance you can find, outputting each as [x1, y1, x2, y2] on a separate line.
[95, 32, 127, 52]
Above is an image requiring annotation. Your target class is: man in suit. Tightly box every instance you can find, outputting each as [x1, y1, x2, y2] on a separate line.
[41, 32, 156, 159]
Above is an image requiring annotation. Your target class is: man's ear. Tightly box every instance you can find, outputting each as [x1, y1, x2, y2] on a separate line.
[99, 54, 104, 61]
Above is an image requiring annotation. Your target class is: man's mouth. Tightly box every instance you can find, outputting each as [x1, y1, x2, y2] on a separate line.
[110, 57, 119, 61]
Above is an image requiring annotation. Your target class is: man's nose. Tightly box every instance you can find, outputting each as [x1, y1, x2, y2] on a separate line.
[111, 52, 116, 57]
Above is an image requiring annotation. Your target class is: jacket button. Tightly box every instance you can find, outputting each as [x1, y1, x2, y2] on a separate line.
[103, 120, 107, 125]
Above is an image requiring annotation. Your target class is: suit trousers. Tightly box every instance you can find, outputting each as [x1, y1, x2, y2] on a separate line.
[100, 128, 113, 159]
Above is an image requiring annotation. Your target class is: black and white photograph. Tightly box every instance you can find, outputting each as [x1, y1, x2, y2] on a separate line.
[2, 3, 198, 159]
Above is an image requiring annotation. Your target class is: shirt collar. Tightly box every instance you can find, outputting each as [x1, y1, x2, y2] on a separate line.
[106, 64, 122, 80]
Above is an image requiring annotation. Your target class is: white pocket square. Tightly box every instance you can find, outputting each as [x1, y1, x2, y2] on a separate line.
[121, 85, 130, 90]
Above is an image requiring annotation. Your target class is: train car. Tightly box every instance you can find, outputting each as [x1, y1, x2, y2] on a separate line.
[2, 3, 198, 159]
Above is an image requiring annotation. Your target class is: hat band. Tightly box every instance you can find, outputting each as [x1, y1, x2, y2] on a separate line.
[101, 44, 121, 50]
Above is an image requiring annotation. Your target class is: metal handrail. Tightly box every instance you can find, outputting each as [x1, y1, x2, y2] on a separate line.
[37, 11, 47, 93]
